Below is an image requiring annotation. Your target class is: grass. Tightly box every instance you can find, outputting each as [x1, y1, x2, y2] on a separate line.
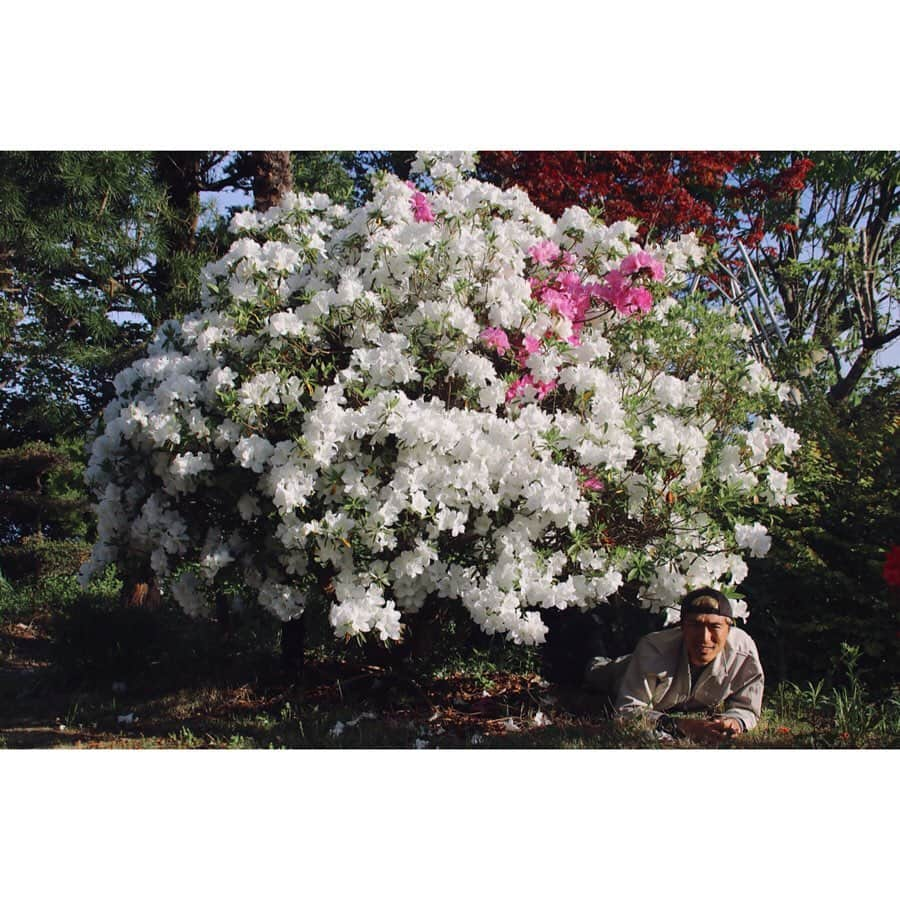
[748, 644, 900, 749]
[1, 575, 898, 749]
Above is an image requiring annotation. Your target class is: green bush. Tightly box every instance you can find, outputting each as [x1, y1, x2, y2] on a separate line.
[0, 567, 121, 623]
[0, 536, 91, 581]
[743, 377, 900, 694]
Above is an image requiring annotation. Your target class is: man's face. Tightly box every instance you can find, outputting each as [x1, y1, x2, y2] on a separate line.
[681, 613, 730, 666]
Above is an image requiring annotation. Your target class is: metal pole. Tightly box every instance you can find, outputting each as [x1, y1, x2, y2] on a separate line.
[710, 259, 775, 362]
[737, 241, 789, 351]
[738, 246, 811, 403]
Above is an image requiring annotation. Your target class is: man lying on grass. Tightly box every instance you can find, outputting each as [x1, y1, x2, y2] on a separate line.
[585, 588, 764, 744]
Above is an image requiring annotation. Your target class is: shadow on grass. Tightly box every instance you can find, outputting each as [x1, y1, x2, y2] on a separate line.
[3, 594, 899, 749]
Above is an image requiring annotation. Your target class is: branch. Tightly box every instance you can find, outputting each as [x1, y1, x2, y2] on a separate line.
[198, 174, 249, 193]
[825, 343, 843, 380]
[870, 323, 900, 348]
[828, 347, 874, 404]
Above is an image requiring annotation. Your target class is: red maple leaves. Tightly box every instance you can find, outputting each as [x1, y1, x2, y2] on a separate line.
[478, 151, 813, 251]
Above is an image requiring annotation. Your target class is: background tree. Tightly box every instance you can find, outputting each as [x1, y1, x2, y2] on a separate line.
[0, 152, 163, 442]
[735, 151, 899, 403]
[0, 150, 353, 587]
[292, 151, 357, 206]
[745, 379, 900, 691]
[477, 151, 802, 244]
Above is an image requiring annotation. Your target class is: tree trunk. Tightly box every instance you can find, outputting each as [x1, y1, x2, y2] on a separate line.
[251, 151, 294, 212]
[281, 617, 306, 679]
[122, 563, 161, 610]
[152, 151, 205, 323]
[387, 151, 417, 183]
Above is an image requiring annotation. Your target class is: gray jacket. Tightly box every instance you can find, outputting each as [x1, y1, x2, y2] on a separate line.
[604, 626, 764, 732]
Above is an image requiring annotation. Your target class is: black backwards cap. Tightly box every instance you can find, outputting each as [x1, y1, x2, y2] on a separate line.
[680, 587, 735, 623]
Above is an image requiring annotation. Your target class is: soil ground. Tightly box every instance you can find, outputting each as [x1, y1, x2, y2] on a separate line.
[0, 613, 833, 749]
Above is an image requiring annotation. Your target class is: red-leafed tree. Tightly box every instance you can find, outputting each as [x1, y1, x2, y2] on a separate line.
[477, 151, 808, 249]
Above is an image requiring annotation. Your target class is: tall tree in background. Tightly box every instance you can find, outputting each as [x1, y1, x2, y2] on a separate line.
[0, 150, 354, 586]
[0, 152, 164, 441]
[150, 152, 219, 324]
[292, 151, 357, 205]
[478, 151, 777, 243]
[739, 151, 899, 403]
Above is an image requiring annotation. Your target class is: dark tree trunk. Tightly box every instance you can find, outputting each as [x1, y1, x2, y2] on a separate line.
[215, 595, 232, 636]
[281, 617, 306, 679]
[387, 151, 417, 183]
[251, 151, 294, 212]
[122, 563, 160, 610]
[152, 151, 205, 323]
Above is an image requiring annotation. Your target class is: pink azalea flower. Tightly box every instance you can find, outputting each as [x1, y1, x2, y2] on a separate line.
[597, 270, 631, 314]
[597, 271, 653, 316]
[505, 374, 557, 403]
[523, 335, 542, 355]
[557, 271, 583, 293]
[410, 191, 435, 223]
[580, 467, 605, 492]
[505, 376, 531, 402]
[480, 327, 510, 354]
[528, 240, 561, 266]
[619, 252, 644, 276]
[542, 288, 577, 320]
[620, 250, 665, 282]
[628, 286, 653, 313]
[535, 378, 557, 400]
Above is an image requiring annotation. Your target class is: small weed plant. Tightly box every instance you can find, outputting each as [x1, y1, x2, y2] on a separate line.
[772, 643, 900, 747]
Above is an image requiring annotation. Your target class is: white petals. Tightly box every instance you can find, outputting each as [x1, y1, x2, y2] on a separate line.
[81, 155, 797, 645]
[734, 522, 772, 558]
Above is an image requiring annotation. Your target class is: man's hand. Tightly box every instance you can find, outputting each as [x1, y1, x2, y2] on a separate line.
[676, 717, 742, 744]
[711, 717, 743, 738]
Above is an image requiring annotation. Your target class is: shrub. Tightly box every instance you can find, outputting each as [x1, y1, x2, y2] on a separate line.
[79, 153, 799, 651]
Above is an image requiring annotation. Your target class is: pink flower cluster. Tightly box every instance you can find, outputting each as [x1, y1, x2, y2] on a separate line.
[529, 239, 576, 268]
[406, 182, 435, 223]
[480, 327, 511, 354]
[480, 328, 559, 402]
[621, 249, 665, 281]
[478, 241, 667, 408]
[505, 373, 557, 403]
[527, 240, 604, 347]
[596, 250, 665, 316]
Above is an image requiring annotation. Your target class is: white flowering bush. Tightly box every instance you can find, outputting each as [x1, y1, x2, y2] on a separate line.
[80, 152, 799, 646]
